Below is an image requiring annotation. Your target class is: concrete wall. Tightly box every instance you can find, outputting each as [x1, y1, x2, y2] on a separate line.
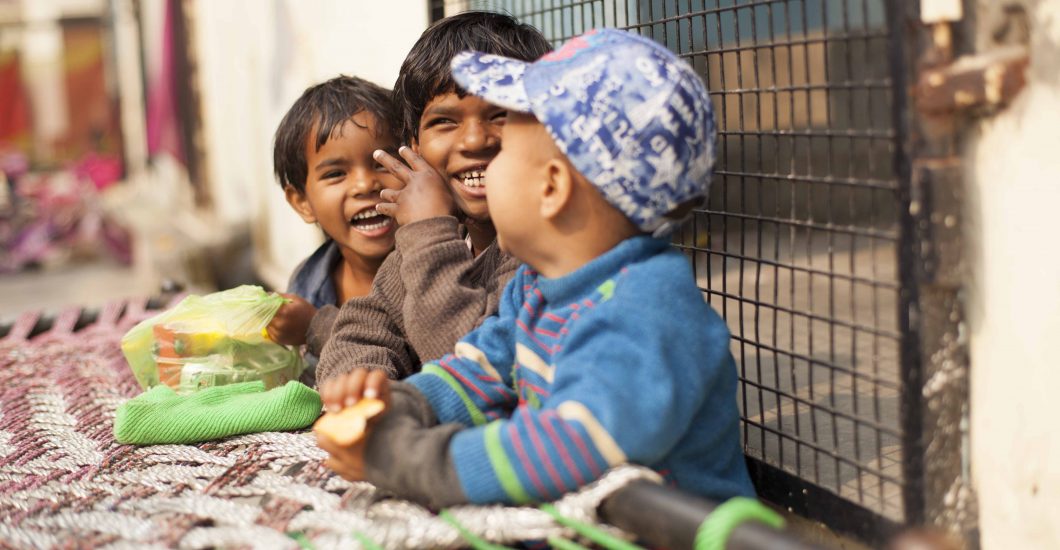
[967, 1, 1060, 547]
[190, 0, 428, 289]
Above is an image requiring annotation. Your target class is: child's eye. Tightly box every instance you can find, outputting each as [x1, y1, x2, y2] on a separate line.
[425, 117, 456, 128]
[490, 111, 509, 123]
[323, 170, 345, 180]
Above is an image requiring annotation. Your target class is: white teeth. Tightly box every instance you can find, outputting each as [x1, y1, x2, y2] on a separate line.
[459, 170, 485, 188]
[352, 218, 391, 233]
[352, 210, 382, 221]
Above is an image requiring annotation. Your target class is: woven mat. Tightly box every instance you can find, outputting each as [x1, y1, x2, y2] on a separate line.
[0, 298, 656, 549]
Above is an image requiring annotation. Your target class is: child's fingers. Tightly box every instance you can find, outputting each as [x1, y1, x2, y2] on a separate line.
[324, 456, 363, 481]
[397, 145, 433, 172]
[376, 189, 399, 218]
[375, 202, 397, 218]
[341, 369, 369, 408]
[319, 377, 344, 413]
[316, 430, 342, 455]
[363, 370, 389, 403]
[373, 149, 412, 181]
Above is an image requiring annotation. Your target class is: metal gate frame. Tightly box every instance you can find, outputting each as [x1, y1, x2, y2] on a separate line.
[425, 1, 978, 545]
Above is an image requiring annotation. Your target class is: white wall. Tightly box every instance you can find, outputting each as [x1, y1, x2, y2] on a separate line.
[968, 1, 1060, 547]
[190, 0, 428, 289]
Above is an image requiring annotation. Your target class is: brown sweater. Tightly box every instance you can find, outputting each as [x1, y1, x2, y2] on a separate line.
[313, 216, 520, 382]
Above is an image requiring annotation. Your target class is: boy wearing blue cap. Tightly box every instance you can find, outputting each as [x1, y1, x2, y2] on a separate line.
[316, 28, 755, 507]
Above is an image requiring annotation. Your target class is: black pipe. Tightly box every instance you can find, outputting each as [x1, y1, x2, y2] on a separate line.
[599, 480, 821, 550]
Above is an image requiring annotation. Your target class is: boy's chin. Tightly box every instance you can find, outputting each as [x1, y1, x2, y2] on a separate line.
[461, 212, 493, 228]
[453, 196, 490, 222]
[341, 239, 394, 261]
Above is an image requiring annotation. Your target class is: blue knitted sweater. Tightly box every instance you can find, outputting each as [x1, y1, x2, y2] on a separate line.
[405, 235, 755, 504]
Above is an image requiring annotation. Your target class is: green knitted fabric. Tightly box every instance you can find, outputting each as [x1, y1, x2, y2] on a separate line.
[114, 381, 322, 445]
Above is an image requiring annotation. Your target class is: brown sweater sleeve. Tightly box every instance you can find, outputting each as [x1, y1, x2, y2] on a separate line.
[305, 304, 338, 357]
[316, 252, 418, 383]
[396, 216, 522, 362]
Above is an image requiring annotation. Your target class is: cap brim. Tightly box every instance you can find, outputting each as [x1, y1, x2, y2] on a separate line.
[450, 51, 532, 112]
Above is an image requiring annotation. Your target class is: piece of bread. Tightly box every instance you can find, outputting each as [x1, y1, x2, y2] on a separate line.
[313, 398, 386, 446]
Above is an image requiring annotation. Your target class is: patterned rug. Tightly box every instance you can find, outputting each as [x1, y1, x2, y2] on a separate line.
[0, 298, 653, 549]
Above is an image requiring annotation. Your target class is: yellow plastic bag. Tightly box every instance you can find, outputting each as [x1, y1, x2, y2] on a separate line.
[121, 285, 305, 393]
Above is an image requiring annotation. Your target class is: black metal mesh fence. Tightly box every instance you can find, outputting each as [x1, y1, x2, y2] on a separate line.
[433, 0, 907, 532]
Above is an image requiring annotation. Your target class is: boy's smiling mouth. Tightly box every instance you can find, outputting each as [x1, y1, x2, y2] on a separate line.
[349, 208, 394, 236]
[453, 166, 488, 197]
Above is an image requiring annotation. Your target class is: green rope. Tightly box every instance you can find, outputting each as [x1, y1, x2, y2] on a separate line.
[694, 497, 785, 550]
[539, 503, 644, 550]
[286, 532, 315, 550]
[439, 509, 516, 550]
[352, 531, 384, 550]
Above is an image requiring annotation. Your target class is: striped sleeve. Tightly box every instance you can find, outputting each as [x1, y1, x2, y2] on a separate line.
[447, 402, 621, 504]
[447, 271, 720, 504]
[405, 268, 526, 426]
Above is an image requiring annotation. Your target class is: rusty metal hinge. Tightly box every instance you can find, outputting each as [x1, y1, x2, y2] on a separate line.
[917, 45, 1029, 116]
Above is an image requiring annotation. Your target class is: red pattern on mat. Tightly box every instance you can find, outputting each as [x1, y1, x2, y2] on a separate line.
[0, 298, 647, 549]
[0, 297, 345, 548]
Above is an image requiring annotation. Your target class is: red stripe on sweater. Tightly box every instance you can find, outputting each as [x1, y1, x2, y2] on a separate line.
[540, 412, 586, 486]
[534, 326, 559, 338]
[518, 379, 550, 397]
[516, 319, 555, 354]
[440, 361, 495, 405]
[550, 410, 604, 477]
[522, 408, 567, 493]
[508, 422, 549, 497]
[542, 312, 568, 324]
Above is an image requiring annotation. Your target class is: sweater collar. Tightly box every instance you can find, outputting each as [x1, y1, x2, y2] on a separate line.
[535, 235, 669, 304]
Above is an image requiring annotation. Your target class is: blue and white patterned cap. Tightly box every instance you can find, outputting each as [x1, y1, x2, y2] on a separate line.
[451, 28, 715, 236]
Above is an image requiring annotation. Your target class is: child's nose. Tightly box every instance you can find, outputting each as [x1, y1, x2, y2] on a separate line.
[458, 120, 498, 152]
[349, 168, 382, 197]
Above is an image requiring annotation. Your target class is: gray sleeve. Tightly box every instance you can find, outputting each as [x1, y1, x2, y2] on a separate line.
[362, 382, 467, 509]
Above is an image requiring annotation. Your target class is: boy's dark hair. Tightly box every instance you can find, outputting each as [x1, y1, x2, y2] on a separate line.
[274, 75, 394, 194]
[393, 11, 552, 145]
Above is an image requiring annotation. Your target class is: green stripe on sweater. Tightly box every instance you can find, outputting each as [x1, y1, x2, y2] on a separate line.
[422, 364, 487, 425]
[484, 421, 531, 504]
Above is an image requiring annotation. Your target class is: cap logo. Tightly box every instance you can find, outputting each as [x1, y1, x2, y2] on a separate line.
[540, 29, 598, 62]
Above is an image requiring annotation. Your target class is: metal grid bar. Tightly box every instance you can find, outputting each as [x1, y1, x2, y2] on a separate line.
[433, 0, 909, 538]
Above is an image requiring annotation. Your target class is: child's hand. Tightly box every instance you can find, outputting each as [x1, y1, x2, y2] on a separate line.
[315, 369, 391, 482]
[318, 369, 391, 413]
[374, 146, 455, 226]
[265, 293, 316, 346]
[317, 426, 370, 481]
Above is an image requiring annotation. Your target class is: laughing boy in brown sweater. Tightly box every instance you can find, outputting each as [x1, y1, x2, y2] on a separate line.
[314, 13, 552, 386]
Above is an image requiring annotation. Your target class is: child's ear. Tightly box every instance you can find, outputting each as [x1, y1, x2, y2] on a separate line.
[409, 137, 419, 154]
[539, 159, 574, 220]
[284, 184, 317, 224]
